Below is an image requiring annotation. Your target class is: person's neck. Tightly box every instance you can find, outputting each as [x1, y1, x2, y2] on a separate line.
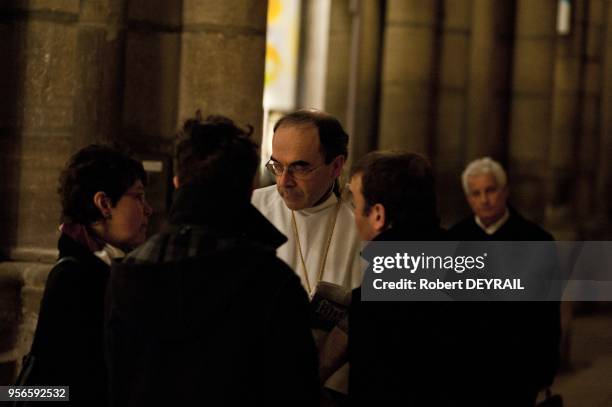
[62, 222, 107, 252]
[477, 208, 509, 229]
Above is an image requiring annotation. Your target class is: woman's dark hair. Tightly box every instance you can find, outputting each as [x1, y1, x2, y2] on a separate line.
[58, 145, 147, 224]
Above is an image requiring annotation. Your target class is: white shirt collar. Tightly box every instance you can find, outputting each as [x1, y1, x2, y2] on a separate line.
[475, 208, 510, 235]
[297, 191, 339, 216]
[94, 243, 126, 266]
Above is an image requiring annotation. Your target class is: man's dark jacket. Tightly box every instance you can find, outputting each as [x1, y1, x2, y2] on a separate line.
[447, 207, 561, 406]
[349, 216, 560, 406]
[348, 226, 459, 406]
[106, 184, 319, 406]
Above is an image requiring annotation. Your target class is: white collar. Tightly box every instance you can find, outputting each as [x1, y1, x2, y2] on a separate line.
[475, 208, 510, 235]
[94, 243, 126, 266]
[295, 191, 339, 216]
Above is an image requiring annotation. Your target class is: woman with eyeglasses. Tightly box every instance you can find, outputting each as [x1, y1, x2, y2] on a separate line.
[17, 145, 152, 406]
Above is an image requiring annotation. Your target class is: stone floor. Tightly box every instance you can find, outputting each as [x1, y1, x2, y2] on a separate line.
[550, 305, 612, 407]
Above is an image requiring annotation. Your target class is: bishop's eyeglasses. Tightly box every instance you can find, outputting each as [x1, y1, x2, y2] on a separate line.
[265, 159, 324, 180]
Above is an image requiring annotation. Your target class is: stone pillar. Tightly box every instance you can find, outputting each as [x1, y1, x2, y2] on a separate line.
[596, 0, 612, 236]
[548, 1, 589, 370]
[546, 0, 588, 239]
[0, 0, 82, 384]
[178, 0, 268, 144]
[434, 0, 473, 226]
[297, 0, 331, 110]
[123, 0, 182, 148]
[323, 0, 383, 165]
[572, 0, 607, 237]
[0, 2, 80, 260]
[348, 0, 384, 162]
[466, 0, 515, 161]
[324, 0, 351, 126]
[378, 0, 443, 153]
[73, 0, 129, 148]
[507, 0, 557, 222]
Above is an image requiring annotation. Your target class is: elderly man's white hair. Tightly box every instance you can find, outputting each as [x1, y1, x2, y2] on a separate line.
[461, 157, 507, 195]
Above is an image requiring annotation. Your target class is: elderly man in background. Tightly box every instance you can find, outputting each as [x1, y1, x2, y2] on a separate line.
[449, 156, 553, 240]
[449, 156, 561, 406]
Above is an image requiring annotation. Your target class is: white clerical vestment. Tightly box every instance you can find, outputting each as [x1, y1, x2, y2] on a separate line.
[251, 185, 362, 294]
[252, 184, 361, 394]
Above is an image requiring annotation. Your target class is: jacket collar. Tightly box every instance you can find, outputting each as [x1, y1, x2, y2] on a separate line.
[373, 225, 447, 242]
[169, 183, 287, 250]
[58, 233, 111, 269]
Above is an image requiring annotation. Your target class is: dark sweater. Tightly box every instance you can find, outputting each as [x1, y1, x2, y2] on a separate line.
[106, 184, 319, 407]
[448, 207, 554, 241]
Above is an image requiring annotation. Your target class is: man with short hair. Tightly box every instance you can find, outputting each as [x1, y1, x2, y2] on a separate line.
[106, 115, 319, 406]
[252, 109, 362, 294]
[449, 156, 553, 240]
[345, 151, 448, 406]
[252, 109, 362, 398]
[448, 156, 561, 406]
[348, 151, 442, 241]
[346, 153, 559, 406]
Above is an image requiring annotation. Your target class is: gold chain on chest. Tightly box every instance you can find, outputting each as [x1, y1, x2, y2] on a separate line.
[291, 200, 341, 296]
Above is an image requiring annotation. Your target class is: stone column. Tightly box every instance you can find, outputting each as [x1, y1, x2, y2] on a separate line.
[547, 0, 588, 239]
[548, 0, 589, 370]
[434, 0, 473, 225]
[378, 0, 443, 153]
[323, 0, 383, 165]
[349, 0, 384, 162]
[466, 0, 515, 161]
[0, 2, 81, 259]
[123, 0, 182, 149]
[73, 0, 129, 148]
[0, 0, 82, 384]
[178, 0, 268, 144]
[507, 0, 557, 222]
[596, 0, 612, 236]
[574, 0, 607, 236]
[324, 0, 351, 126]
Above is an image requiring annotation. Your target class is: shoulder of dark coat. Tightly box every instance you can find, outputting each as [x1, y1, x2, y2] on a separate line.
[447, 216, 478, 236]
[46, 252, 106, 286]
[508, 211, 554, 240]
[123, 225, 282, 266]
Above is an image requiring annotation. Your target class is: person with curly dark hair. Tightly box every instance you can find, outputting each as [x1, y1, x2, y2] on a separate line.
[19, 145, 152, 406]
[106, 114, 319, 406]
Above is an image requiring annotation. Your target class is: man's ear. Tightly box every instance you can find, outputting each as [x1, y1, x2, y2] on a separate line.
[331, 155, 345, 178]
[93, 191, 112, 219]
[370, 203, 386, 233]
[173, 176, 180, 189]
